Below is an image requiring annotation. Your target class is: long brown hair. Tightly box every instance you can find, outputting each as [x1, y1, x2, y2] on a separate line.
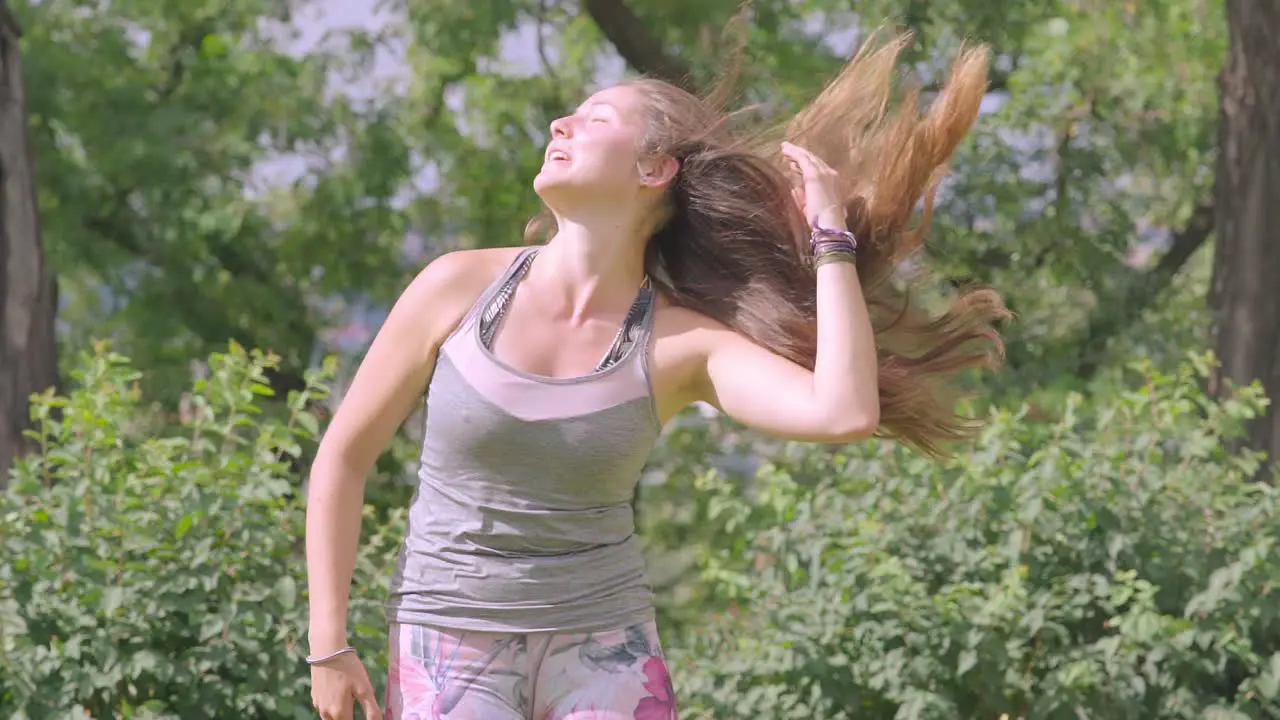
[527, 31, 1009, 456]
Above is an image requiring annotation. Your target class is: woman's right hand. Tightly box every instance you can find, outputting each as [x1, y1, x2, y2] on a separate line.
[311, 652, 383, 720]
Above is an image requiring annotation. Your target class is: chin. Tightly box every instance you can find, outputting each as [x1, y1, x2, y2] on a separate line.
[533, 167, 631, 211]
[532, 170, 561, 195]
[533, 171, 590, 204]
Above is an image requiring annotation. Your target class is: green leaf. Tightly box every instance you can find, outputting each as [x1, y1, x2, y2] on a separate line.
[174, 513, 195, 541]
[274, 575, 298, 609]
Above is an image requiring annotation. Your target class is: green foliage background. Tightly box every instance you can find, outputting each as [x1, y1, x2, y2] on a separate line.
[3, 0, 1278, 717]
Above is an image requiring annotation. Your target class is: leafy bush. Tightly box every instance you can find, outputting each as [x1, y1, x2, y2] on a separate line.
[661, 356, 1280, 719]
[0, 344, 403, 720]
[4, 345, 1277, 719]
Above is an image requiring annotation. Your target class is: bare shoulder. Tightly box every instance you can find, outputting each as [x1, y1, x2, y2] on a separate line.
[411, 245, 525, 297]
[317, 246, 528, 461]
[388, 245, 527, 352]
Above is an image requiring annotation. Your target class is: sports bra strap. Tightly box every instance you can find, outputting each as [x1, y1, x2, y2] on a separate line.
[478, 248, 653, 374]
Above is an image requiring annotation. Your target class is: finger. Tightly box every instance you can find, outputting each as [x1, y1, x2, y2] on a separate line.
[783, 141, 835, 175]
[782, 144, 832, 185]
[781, 152, 819, 187]
[781, 141, 818, 166]
[359, 688, 383, 720]
[334, 696, 355, 720]
[779, 142, 812, 169]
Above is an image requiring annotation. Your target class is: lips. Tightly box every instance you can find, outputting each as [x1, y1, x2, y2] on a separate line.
[545, 145, 571, 163]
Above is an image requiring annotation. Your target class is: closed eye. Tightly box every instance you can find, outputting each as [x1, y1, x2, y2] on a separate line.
[573, 100, 619, 124]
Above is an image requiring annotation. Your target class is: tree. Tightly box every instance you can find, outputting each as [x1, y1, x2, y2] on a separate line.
[0, 0, 55, 485]
[385, 0, 1225, 402]
[17, 0, 414, 400]
[1209, 0, 1279, 476]
[10, 2, 1280, 717]
[15, 0, 1229, 414]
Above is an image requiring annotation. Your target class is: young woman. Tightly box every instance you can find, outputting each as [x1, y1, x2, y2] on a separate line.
[304, 34, 1006, 720]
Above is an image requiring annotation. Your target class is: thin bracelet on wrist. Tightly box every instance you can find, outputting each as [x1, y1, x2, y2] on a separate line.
[814, 250, 857, 269]
[810, 226, 858, 268]
[306, 645, 357, 665]
[810, 226, 857, 250]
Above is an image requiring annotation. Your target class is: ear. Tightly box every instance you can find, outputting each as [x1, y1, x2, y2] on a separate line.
[637, 155, 680, 188]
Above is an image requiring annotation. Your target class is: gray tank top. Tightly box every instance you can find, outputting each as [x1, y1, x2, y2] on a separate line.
[386, 247, 662, 633]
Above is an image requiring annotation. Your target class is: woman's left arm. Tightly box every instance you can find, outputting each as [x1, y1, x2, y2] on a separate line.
[693, 142, 880, 443]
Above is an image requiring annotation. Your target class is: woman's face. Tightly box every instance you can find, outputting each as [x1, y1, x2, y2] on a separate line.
[533, 84, 652, 206]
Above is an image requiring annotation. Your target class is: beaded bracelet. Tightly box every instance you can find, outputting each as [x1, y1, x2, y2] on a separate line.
[306, 645, 357, 665]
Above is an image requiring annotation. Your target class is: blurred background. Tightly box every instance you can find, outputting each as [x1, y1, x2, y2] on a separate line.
[1, 0, 1277, 718]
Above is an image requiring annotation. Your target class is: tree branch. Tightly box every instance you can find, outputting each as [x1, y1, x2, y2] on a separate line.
[582, 0, 695, 91]
[80, 25, 316, 394]
[1076, 201, 1216, 379]
[584, 0, 1013, 99]
[84, 192, 314, 396]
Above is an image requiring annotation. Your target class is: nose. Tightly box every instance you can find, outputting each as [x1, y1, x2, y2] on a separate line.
[549, 115, 573, 139]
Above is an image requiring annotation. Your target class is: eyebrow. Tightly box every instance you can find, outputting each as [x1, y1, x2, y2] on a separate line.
[575, 100, 618, 115]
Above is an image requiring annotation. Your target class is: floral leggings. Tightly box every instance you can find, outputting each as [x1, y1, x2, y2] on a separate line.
[384, 620, 677, 720]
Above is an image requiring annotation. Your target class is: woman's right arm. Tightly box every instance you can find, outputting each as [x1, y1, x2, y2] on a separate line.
[305, 249, 508, 719]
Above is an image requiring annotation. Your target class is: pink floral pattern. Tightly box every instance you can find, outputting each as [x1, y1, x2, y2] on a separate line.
[384, 622, 676, 719]
[384, 645, 446, 720]
[633, 656, 677, 720]
[555, 704, 613, 719]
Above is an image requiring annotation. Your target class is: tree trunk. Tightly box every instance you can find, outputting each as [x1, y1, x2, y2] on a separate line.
[0, 2, 57, 487]
[582, 0, 694, 90]
[1208, 0, 1280, 479]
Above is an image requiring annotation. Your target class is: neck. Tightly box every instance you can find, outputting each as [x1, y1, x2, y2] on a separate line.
[534, 210, 649, 324]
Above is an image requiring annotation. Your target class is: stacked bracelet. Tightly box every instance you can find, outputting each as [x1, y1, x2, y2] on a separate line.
[306, 645, 357, 665]
[810, 226, 858, 269]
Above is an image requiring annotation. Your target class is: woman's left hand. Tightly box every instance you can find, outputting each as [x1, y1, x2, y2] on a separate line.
[781, 141, 845, 229]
